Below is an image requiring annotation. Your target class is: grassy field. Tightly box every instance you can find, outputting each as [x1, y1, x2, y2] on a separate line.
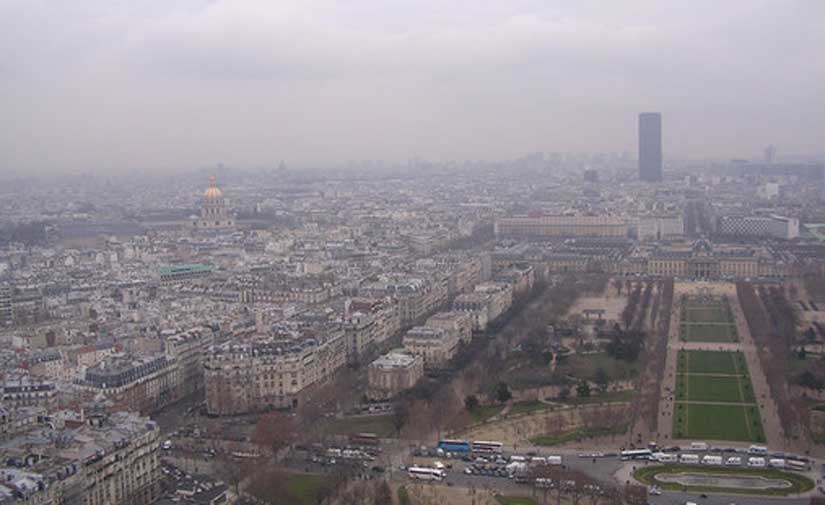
[496, 497, 539, 505]
[682, 303, 733, 323]
[469, 404, 505, 423]
[250, 473, 329, 505]
[677, 375, 745, 403]
[678, 350, 741, 375]
[674, 350, 764, 442]
[559, 389, 636, 406]
[680, 297, 737, 342]
[560, 352, 639, 382]
[681, 323, 737, 342]
[397, 486, 411, 505]
[508, 400, 550, 416]
[634, 465, 813, 496]
[285, 474, 329, 505]
[674, 403, 765, 442]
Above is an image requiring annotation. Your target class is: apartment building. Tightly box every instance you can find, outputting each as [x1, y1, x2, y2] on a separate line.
[203, 331, 346, 415]
[402, 326, 458, 369]
[0, 411, 161, 505]
[367, 351, 423, 400]
[77, 355, 180, 414]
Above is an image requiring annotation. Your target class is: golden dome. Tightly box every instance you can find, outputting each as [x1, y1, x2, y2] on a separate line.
[204, 175, 223, 200]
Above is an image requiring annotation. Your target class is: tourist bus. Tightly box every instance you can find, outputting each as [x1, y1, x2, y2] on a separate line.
[620, 449, 653, 461]
[408, 466, 445, 481]
[702, 455, 723, 466]
[747, 457, 766, 468]
[786, 459, 808, 472]
[680, 454, 700, 464]
[231, 451, 261, 459]
[472, 440, 504, 454]
[438, 439, 471, 454]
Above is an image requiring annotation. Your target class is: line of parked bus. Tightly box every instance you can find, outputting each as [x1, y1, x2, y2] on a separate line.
[437, 439, 503, 455]
[620, 445, 808, 471]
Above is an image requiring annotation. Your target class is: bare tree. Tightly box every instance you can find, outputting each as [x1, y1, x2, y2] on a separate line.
[253, 411, 296, 457]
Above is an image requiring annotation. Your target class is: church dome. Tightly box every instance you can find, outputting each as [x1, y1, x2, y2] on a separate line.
[204, 175, 223, 200]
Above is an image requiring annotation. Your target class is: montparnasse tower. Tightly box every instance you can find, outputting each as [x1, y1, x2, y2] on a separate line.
[192, 175, 235, 229]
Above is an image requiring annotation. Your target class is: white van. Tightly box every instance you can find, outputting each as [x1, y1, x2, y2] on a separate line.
[748, 457, 766, 468]
[748, 445, 768, 455]
[547, 455, 563, 466]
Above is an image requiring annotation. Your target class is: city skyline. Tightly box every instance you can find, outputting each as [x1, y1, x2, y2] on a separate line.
[1, 1, 824, 175]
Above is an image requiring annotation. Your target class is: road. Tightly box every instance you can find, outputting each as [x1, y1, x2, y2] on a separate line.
[649, 491, 811, 505]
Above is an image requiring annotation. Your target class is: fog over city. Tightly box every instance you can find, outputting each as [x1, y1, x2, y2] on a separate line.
[5, 3, 825, 505]
[2, 0, 825, 174]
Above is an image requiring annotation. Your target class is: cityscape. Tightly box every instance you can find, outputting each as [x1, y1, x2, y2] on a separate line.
[2, 2, 825, 505]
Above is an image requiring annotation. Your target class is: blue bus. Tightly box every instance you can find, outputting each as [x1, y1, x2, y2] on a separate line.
[438, 439, 471, 453]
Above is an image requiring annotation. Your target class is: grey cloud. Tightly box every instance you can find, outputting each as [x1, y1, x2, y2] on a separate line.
[1, 0, 823, 174]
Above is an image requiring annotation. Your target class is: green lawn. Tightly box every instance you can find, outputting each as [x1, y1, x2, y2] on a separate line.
[634, 465, 814, 496]
[250, 473, 329, 505]
[677, 374, 745, 403]
[674, 403, 764, 442]
[562, 352, 639, 382]
[683, 305, 733, 324]
[496, 497, 539, 505]
[286, 474, 328, 505]
[678, 350, 740, 375]
[559, 389, 637, 405]
[681, 323, 737, 342]
[469, 404, 505, 423]
[509, 400, 550, 416]
[398, 486, 411, 505]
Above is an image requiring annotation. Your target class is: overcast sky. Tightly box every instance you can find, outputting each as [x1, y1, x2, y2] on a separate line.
[1, 0, 824, 174]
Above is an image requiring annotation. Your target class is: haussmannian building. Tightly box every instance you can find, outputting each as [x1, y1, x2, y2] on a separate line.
[203, 332, 346, 415]
[367, 351, 423, 400]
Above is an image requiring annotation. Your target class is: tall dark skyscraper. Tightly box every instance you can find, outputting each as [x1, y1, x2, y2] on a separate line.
[638, 112, 663, 182]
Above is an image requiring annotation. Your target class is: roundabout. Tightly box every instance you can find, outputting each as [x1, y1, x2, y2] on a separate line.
[633, 465, 815, 496]
[654, 472, 792, 490]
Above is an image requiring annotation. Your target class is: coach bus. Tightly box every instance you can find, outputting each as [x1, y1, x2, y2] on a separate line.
[408, 466, 445, 481]
[472, 440, 504, 454]
[437, 439, 471, 454]
[787, 459, 808, 472]
[620, 449, 653, 461]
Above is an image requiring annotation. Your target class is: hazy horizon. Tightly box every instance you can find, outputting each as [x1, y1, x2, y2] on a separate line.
[2, 0, 824, 175]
